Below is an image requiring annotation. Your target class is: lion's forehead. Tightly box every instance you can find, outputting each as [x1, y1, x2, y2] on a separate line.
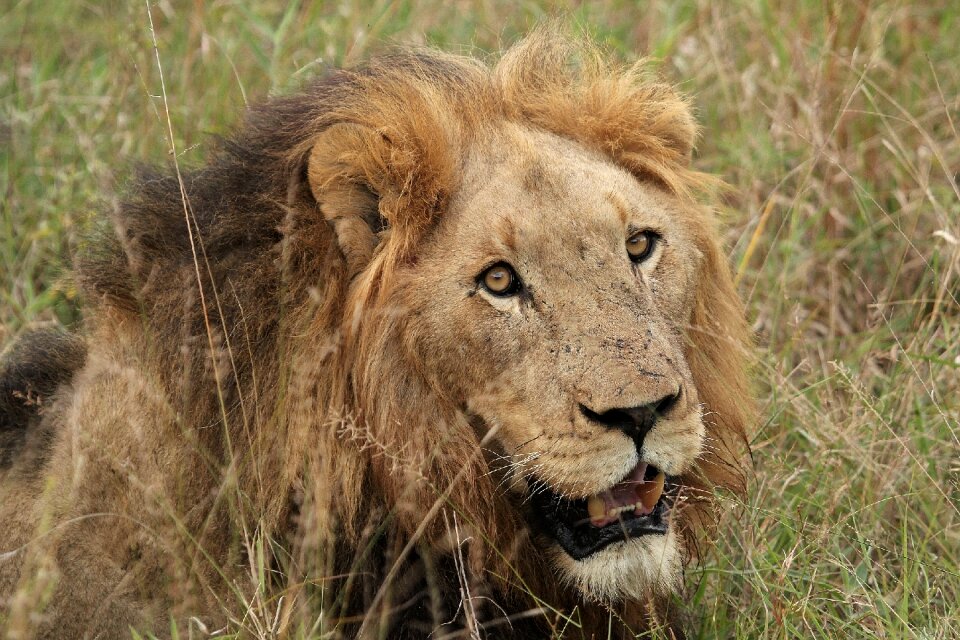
[448, 128, 684, 256]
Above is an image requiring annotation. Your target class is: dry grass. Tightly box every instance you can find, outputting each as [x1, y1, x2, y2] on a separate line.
[1, 1, 958, 638]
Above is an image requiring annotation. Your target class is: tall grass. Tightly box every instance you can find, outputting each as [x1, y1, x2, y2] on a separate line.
[1, 1, 957, 638]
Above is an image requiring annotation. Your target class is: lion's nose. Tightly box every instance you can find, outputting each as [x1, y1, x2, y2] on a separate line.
[579, 390, 681, 447]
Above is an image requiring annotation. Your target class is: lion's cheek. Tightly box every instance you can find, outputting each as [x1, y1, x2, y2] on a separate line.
[638, 412, 706, 477]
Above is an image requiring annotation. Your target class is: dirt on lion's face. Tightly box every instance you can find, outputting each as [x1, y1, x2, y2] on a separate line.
[368, 125, 709, 600]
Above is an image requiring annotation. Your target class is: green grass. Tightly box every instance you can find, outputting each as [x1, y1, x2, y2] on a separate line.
[2, 1, 958, 638]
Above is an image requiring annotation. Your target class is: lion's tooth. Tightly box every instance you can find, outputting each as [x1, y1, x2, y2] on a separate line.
[635, 472, 665, 510]
[587, 495, 607, 525]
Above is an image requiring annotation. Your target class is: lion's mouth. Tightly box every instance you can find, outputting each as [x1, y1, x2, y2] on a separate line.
[529, 462, 673, 561]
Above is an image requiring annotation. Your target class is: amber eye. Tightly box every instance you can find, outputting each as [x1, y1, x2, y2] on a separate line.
[479, 263, 521, 296]
[626, 230, 658, 262]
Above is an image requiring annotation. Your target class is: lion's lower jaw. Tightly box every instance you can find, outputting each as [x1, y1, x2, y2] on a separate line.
[549, 528, 682, 603]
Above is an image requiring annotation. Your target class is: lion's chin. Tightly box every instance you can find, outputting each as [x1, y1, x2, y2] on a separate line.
[527, 462, 683, 601]
[550, 528, 682, 602]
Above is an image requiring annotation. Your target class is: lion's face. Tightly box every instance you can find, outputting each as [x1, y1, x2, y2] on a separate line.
[302, 34, 752, 622]
[394, 124, 708, 600]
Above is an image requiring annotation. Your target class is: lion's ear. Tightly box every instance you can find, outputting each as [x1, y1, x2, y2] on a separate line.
[306, 123, 390, 277]
[623, 89, 698, 165]
[659, 107, 697, 160]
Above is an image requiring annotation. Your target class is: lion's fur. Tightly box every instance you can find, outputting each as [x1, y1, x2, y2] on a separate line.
[0, 29, 752, 638]
[0, 328, 86, 471]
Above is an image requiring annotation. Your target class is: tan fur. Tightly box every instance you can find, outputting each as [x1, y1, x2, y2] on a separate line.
[0, 28, 752, 639]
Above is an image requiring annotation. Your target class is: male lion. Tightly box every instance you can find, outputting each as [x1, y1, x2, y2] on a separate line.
[0, 30, 752, 639]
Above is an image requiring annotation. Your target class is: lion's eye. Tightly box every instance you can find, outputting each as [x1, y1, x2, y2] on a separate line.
[479, 263, 521, 296]
[626, 230, 658, 263]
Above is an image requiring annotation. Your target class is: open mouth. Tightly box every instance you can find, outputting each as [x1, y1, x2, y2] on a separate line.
[529, 462, 674, 561]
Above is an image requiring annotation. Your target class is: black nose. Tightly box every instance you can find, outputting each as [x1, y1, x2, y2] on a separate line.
[579, 390, 681, 448]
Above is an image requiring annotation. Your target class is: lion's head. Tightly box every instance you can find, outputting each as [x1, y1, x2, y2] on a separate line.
[277, 29, 754, 621]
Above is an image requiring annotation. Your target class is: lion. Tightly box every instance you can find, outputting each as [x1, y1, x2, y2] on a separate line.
[0, 29, 753, 639]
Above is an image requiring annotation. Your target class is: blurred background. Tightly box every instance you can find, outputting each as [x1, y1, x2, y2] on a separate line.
[1, 1, 957, 637]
